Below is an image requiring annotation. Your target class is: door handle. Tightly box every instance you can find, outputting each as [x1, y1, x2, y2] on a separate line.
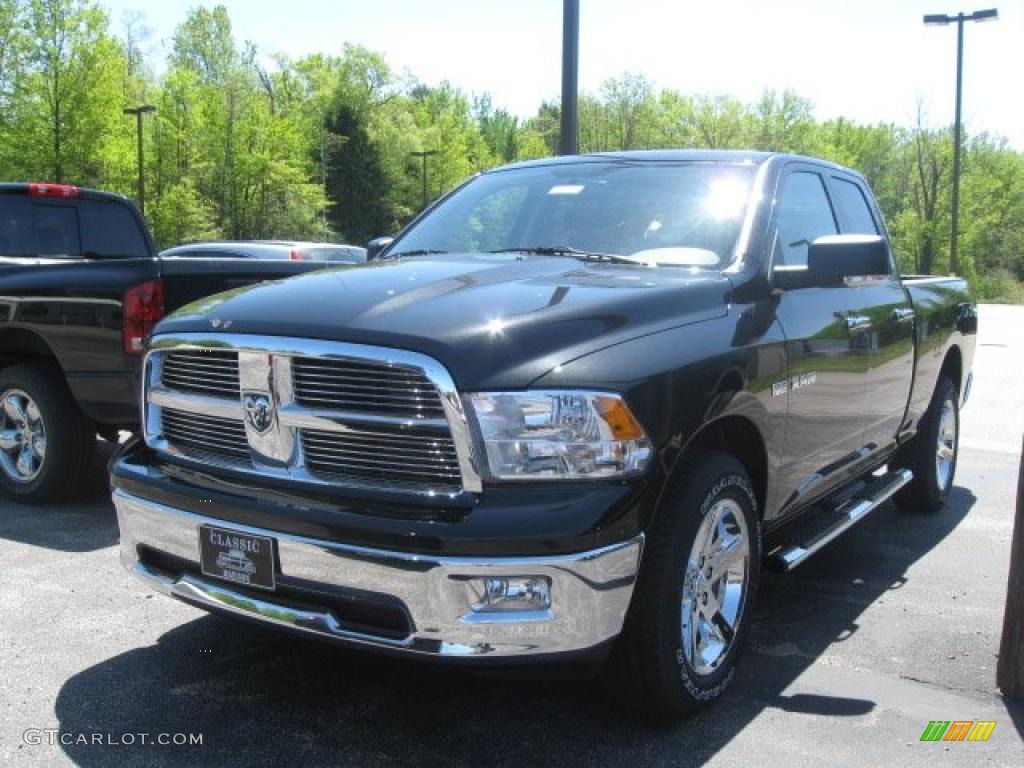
[845, 314, 872, 332]
[892, 307, 915, 323]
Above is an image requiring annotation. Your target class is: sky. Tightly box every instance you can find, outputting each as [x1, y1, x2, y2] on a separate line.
[100, 0, 1024, 148]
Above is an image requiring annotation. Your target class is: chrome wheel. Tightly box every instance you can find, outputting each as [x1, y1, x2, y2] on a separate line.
[0, 389, 47, 483]
[681, 498, 750, 676]
[935, 395, 957, 493]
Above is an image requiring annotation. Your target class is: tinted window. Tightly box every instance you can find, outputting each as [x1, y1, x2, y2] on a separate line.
[78, 199, 150, 258]
[31, 205, 81, 256]
[0, 198, 82, 257]
[831, 177, 879, 235]
[773, 172, 838, 267]
[0, 197, 31, 256]
[0, 198, 35, 256]
[0, 195, 149, 259]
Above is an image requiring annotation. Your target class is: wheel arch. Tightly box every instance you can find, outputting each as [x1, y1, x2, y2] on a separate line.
[657, 413, 769, 522]
[0, 327, 60, 369]
[940, 344, 963, 395]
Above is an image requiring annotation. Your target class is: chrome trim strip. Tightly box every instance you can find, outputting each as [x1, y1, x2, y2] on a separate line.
[844, 314, 873, 333]
[143, 333, 484, 495]
[892, 307, 916, 323]
[278, 404, 450, 432]
[149, 388, 242, 420]
[143, 568, 415, 649]
[115, 489, 642, 658]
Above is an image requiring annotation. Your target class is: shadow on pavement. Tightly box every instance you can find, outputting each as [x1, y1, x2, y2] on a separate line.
[53, 486, 976, 767]
[1005, 696, 1024, 741]
[0, 439, 118, 553]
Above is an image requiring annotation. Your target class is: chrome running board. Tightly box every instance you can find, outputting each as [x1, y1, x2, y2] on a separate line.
[768, 468, 913, 572]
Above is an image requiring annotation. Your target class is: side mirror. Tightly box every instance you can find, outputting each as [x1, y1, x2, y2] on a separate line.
[366, 236, 394, 261]
[774, 235, 890, 291]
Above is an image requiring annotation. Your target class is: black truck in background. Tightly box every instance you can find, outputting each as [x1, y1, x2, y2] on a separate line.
[111, 151, 978, 716]
[0, 182, 337, 503]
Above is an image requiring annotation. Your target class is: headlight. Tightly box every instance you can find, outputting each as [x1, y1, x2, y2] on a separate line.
[466, 391, 651, 480]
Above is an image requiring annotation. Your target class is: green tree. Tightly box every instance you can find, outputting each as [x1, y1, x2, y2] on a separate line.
[751, 89, 817, 153]
[324, 102, 392, 242]
[684, 94, 748, 149]
[12, 0, 130, 185]
[148, 178, 220, 248]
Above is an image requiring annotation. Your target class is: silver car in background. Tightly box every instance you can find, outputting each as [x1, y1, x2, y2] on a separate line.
[160, 240, 367, 263]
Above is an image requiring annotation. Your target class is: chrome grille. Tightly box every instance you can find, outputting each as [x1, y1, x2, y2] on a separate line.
[301, 427, 462, 486]
[293, 358, 446, 419]
[161, 350, 240, 398]
[143, 334, 481, 497]
[161, 408, 250, 461]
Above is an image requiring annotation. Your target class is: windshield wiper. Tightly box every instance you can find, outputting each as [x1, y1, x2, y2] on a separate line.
[488, 245, 638, 265]
[383, 249, 449, 260]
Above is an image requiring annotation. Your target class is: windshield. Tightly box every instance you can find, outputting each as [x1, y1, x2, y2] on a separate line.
[390, 161, 757, 267]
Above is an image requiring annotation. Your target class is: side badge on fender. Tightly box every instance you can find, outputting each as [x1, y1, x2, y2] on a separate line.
[772, 372, 817, 397]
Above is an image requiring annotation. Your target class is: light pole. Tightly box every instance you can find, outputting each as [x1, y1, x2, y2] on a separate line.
[560, 0, 579, 155]
[923, 8, 998, 275]
[123, 105, 157, 216]
[409, 149, 438, 210]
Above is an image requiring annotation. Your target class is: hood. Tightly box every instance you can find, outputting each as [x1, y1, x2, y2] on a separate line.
[155, 253, 730, 389]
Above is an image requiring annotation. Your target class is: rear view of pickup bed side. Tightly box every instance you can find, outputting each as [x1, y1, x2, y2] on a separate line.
[110, 151, 977, 717]
[0, 182, 338, 502]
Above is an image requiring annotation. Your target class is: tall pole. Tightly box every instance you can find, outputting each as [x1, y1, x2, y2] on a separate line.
[409, 150, 438, 210]
[951, 15, 965, 276]
[135, 111, 145, 216]
[123, 105, 156, 217]
[320, 115, 327, 230]
[924, 8, 998, 276]
[421, 152, 428, 208]
[560, 0, 579, 155]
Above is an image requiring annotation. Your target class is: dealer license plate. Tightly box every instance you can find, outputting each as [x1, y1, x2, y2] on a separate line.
[199, 525, 276, 591]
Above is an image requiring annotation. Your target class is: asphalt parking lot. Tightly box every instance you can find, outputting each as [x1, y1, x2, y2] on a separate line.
[1, 305, 1022, 768]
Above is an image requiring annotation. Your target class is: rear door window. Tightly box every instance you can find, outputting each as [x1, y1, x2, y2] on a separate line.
[830, 177, 879, 235]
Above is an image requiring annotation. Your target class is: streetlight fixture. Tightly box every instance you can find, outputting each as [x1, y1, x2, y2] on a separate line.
[123, 104, 157, 217]
[923, 8, 998, 275]
[409, 149, 439, 210]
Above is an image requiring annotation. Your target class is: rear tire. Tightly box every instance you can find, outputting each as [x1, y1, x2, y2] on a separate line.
[894, 375, 959, 513]
[603, 450, 760, 718]
[0, 363, 95, 504]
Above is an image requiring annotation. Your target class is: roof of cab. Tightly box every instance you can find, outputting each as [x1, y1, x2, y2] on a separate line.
[0, 182, 133, 204]
[486, 149, 857, 177]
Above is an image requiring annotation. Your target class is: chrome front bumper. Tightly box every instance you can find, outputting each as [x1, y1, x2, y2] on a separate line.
[114, 490, 643, 659]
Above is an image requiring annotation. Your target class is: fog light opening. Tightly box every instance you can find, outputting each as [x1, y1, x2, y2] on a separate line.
[471, 576, 551, 613]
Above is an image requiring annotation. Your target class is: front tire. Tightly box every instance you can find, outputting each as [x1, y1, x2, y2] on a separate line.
[603, 450, 760, 717]
[894, 375, 959, 513]
[0, 363, 95, 503]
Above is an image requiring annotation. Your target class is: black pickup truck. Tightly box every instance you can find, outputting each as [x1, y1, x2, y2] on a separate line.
[0, 182, 333, 502]
[111, 151, 977, 716]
